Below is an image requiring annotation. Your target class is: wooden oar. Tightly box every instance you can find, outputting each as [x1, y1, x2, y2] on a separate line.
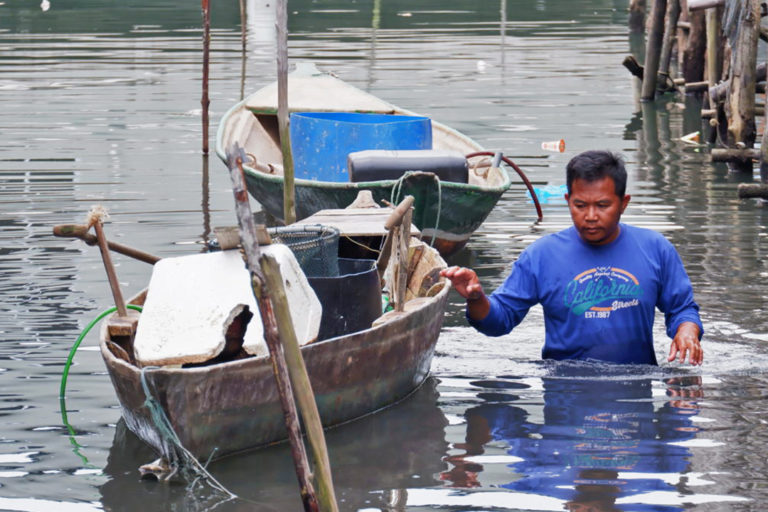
[53, 224, 160, 265]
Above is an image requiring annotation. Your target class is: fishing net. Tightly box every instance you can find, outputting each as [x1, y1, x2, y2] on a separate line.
[268, 224, 340, 277]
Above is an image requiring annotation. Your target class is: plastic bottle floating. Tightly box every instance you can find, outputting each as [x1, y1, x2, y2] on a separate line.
[541, 139, 566, 152]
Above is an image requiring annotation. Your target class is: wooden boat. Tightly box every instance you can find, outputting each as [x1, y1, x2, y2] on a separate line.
[98, 220, 449, 462]
[216, 62, 518, 257]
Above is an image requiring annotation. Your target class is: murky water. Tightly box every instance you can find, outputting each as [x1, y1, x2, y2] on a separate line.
[3, 0, 768, 510]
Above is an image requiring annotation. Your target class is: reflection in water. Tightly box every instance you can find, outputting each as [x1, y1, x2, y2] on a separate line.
[443, 375, 703, 511]
[100, 377, 448, 511]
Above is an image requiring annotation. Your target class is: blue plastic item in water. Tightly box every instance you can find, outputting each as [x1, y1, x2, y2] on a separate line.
[289, 112, 432, 182]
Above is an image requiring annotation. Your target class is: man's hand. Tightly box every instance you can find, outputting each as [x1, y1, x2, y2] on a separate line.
[440, 266, 483, 299]
[439, 266, 490, 321]
[668, 322, 703, 365]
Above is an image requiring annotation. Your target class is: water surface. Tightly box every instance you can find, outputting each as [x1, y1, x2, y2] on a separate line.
[2, 0, 768, 510]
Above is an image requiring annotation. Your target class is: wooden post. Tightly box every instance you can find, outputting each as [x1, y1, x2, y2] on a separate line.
[659, 0, 680, 81]
[393, 208, 412, 312]
[260, 256, 339, 512]
[761, 55, 768, 183]
[276, 0, 296, 225]
[725, 0, 760, 172]
[629, 0, 646, 33]
[226, 144, 337, 512]
[201, 0, 211, 155]
[239, 0, 247, 100]
[642, 0, 668, 100]
[683, 7, 707, 86]
[705, 5, 723, 87]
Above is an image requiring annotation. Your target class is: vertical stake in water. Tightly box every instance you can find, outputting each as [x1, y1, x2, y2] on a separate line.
[276, 0, 296, 225]
[201, 0, 211, 155]
[227, 145, 337, 512]
[642, 0, 667, 100]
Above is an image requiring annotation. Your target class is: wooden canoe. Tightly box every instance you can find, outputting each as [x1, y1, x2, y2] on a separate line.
[98, 239, 449, 462]
[215, 62, 513, 257]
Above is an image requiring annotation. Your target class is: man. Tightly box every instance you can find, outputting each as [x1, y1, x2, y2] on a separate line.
[441, 150, 703, 365]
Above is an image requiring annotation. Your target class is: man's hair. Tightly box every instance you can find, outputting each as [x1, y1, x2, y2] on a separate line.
[566, 150, 627, 198]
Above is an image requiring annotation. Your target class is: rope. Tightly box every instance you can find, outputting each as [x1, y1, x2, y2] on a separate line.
[59, 304, 236, 502]
[390, 171, 442, 248]
[139, 367, 237, 499]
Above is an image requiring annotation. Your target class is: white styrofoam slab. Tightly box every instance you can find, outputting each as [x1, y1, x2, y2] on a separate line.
[133, 246, 321, 366]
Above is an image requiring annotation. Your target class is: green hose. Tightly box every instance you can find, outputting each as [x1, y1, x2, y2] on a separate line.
[59, 304, 143, 400]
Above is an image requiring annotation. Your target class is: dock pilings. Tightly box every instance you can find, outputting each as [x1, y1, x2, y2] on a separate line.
[626, 0, 768, 196]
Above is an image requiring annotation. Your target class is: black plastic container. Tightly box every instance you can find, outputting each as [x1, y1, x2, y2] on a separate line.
[347, 149, 469, 183]
[307, 258, 381, 341]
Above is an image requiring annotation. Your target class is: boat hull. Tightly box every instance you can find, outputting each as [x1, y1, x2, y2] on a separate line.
[215, 64, 513, 257]
[100, 283, 449, 461]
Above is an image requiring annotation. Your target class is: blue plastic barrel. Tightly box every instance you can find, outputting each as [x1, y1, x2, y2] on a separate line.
[289, 112, 432, 182]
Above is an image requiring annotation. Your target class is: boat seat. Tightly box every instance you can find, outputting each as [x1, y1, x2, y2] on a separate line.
[347, 149, 469, 184]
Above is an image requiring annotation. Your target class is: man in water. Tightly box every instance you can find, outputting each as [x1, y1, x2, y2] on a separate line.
[440, 150, 703, 365]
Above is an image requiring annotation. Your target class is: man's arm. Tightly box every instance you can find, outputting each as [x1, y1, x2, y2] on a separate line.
[439, 266, 490, 321]
[668, 321, 703, 365]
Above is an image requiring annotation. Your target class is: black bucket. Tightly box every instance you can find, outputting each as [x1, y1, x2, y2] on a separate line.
[308, 258, 381, 341]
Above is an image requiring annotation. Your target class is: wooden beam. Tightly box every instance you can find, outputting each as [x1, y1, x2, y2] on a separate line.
[711, 148, 760, 162]
[688, 0, 725, 11]
[738, 183, 768, 197]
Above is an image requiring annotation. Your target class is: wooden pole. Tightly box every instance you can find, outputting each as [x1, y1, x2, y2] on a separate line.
[642, 0, 668, 100]
[226, 145, 322, 512]
[629, 0, 646, 33]
[705, 5, 723, 87]
[725, 0, 760, 172]
[260, 255, 339, 512]
[92, 221, 128, 318]
[227, 145, 338, 512]
[201, 0, 211, 155]
[760, 53, 768, 183]
[682, 7, 707, 86]
[53, 224, 160, 265]
[659, 0, 680, 80]
[239, 0, 247, 100]
[276, 0, 296, 225]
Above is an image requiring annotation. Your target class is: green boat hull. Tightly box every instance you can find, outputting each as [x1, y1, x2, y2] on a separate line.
[244, 169, 507, 256]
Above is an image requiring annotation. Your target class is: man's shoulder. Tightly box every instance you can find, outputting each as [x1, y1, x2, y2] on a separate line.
[621, 223, 671, 245]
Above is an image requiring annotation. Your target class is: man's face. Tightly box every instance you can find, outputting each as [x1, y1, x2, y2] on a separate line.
[565, 176, 630, 245]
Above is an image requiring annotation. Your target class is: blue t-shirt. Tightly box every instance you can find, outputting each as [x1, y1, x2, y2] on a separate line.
[468, 224, 703, 365]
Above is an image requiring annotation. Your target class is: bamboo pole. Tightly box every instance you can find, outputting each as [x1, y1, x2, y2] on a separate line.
[260, 255, 339, 511]
[276, 0, 296, 225]
[239, 0, 247, 100]
[642, 0, 668, 100]
[201, 0, 211, 155]
[705, 5, 723, 87]
[226, 144, 337, 512]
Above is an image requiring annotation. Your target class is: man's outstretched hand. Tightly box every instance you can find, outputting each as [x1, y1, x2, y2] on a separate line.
[440, 266, 490, 321]
[668, 322, 703, 366]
